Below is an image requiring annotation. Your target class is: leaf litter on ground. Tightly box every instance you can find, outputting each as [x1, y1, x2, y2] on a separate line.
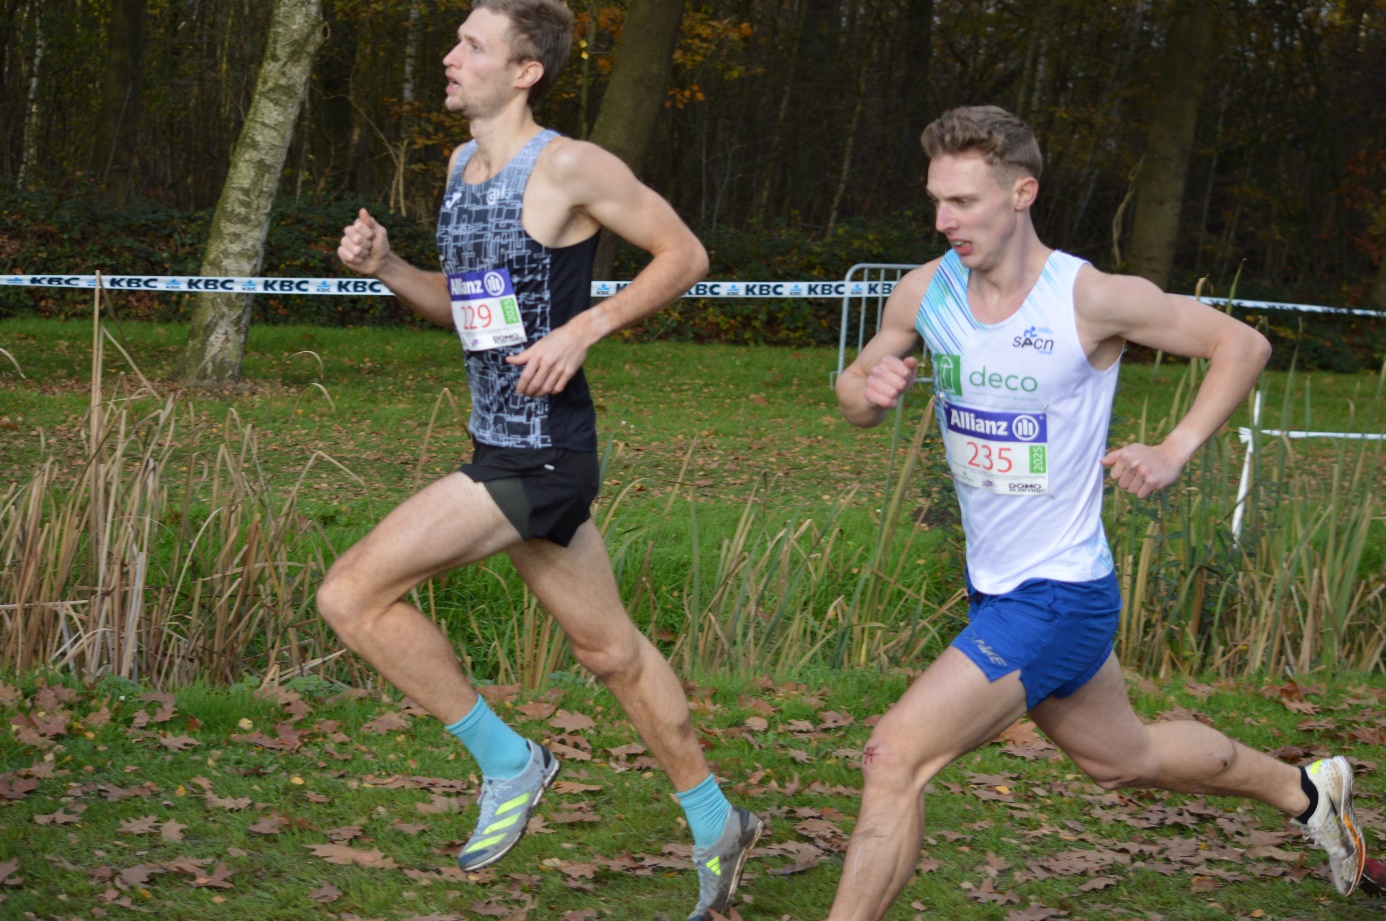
[0, 670, 1383, 919]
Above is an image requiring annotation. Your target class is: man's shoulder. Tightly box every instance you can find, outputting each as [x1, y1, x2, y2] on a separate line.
[535, 136, 618, 182]
[1072, 264, 1160, 315]
[445, 139, 479, 177]
[896, 257, 946, 300]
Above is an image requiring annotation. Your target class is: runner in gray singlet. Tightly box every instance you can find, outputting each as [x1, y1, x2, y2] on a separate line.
[317, 4, 761, 918]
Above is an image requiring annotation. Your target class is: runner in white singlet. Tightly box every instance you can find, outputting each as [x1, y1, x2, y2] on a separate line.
[826, 105, 1367, 921]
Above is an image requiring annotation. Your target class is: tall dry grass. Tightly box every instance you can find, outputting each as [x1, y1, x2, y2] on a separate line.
[0, 286, 348, 686]
[2, 292, 1381, 689]
[1112, 358, 1385, 676]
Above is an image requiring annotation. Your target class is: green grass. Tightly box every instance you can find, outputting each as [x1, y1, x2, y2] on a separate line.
[1, 669, 1383, 920]
[2, 316, 1385, 918]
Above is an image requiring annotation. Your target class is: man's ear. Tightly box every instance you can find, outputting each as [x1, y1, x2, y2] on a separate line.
[1014, 174, 1039, 210]
[516, 59, 544, 92]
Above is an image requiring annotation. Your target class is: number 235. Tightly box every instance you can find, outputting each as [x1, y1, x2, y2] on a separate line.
[966, 441, 1013, 473]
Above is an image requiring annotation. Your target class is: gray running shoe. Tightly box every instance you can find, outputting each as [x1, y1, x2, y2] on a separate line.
[686, 807, 764, 921]
[1291, 755, 1366, 895]
[456, 740, 560, 871]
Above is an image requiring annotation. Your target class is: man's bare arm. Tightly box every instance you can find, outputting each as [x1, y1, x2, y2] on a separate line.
[338, 207, 452, 327]
[505, 140, 708, 397]
[1077, 268, 1271, 497]
[835, 264, 934, 428]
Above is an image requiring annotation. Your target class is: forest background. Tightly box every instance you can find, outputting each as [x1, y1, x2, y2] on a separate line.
[2, 0, 1386, 372]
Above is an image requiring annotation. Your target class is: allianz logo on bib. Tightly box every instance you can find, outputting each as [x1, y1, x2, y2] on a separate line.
[449, 270, 513, 298]
[449, 277, 488, 296]
[948, 408, 1044, 441]
[1012, 325, 1055, 353]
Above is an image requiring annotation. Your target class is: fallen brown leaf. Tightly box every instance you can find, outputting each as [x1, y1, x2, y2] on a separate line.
[361, 711, 411, 734]
[118, 815, 161, 836]
[159, 733, 200, 752]
[0, 857, 21, 887]
[34, 806, 84, 826]
[548, 710, 597, 733]
[309, 882, 342, 903]
[306, 843, 398, 868]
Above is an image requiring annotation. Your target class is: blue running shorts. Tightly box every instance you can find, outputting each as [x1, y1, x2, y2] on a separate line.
[950, 571, 1122, 710]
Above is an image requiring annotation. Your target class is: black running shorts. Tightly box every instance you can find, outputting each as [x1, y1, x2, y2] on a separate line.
[459, 442, 601, 547]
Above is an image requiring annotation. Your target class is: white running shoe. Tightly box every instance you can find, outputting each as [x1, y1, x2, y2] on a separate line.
[1291, 756, 1366, 895]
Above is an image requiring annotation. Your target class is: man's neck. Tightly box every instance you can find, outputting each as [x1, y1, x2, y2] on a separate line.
[465, 104, 543, 181]
[967, 227, 1052, 321]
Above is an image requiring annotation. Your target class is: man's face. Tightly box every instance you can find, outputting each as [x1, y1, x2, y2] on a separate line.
[926, 152, 1030, 271]
[442, 8, 525, 118]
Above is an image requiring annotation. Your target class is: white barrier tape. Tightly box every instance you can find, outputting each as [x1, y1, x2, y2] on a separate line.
[1200, 297, 1386, 319]
[1236, 426, 1386, 443]
[5, 274, 1384, 316]
[3, 274, 896, 300]
[596, 279, 896, 298]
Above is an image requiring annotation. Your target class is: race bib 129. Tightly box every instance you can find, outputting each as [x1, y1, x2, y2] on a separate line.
[940, 398, 1050, 495]
[449, 268, 525, 351]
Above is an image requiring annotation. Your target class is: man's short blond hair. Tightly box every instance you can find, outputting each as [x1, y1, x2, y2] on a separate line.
[473, 0, 574, 103]
[921, 106, 1043, 184]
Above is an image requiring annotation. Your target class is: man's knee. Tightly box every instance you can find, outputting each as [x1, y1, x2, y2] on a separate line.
[316, 562, 366, 635]
[572, 631, 645, 683]
[1084, 760, 1147, 791]
[1081, 748, 1169, 790]
[859, 714, 940, 795]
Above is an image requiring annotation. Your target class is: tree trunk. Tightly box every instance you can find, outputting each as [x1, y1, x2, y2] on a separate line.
[898, 0, 933, 139]
[90, 0, 146, 202]
[587, 0, 687, 280]
[179, 0, 323, 383]
[1372, 254, 1386, 310]
[401, 1, 420, 106]
[786, 0, 839, 223]
[826, 8, 878, 235]
[16, 0, 45, 189]
[753, 0, 811, 222]
[1125, 0, 1220, 288]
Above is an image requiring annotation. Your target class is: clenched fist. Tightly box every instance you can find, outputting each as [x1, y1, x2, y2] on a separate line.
[338, 208, 392, 276]
[864, 355, 919, 409]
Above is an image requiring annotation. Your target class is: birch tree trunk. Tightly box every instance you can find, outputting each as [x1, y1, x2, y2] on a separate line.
[16, 0, 44, 189]
[1125, 0, 1220, 288]
[179, 0, 323, 383]
[588, 0, 687, 280]
[401, 1, 420, 106]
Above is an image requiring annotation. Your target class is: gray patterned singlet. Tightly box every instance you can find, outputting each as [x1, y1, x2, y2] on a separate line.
[436, 129, 600, 451]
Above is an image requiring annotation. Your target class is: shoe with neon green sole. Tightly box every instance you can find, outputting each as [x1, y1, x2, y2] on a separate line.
[456, 740, 559, 871]
[687, 807, 764, 921]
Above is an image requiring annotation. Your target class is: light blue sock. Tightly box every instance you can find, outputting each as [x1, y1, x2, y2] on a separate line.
[444, 697, 531, 779]
[676, 773, 732, 849]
